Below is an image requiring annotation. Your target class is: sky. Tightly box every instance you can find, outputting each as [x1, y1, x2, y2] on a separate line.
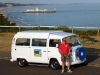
[1, 0, 100, 4]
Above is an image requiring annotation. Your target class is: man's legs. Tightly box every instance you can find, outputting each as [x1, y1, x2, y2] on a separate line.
[62, 61, 64, 70]
[66, 55, 72, 73]
[61, 62, 65, 73]
[61, 55, 65, 73]
[67, 61, 70, 70]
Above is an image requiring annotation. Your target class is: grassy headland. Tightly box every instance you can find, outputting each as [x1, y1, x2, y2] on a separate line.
[0, 13, 16, 26]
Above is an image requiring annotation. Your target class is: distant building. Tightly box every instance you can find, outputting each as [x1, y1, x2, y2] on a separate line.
[6, 4, 12, 7]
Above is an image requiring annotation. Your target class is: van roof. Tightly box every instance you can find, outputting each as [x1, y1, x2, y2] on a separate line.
[14, 30, 76, 39]
[18, 30, 63, 33]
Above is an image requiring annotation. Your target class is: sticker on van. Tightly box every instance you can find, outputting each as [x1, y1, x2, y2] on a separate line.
[34, 49, 42, 57]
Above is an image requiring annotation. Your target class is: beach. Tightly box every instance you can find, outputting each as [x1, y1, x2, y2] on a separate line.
[0, 7, 5, 10]
[0, 7, 6, 16]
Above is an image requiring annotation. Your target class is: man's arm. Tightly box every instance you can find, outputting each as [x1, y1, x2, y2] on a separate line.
[68, 49, 71, 56]
[68, 44, 71, 56]
[58, 49, 62, 55]
[58, 44, 62, 55]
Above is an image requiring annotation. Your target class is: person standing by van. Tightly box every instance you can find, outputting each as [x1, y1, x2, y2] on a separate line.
[58, 38, 72, 73]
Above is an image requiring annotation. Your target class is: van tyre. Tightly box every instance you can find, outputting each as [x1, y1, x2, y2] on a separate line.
[18, 59, 28, 67]
[50, 59, 60, 70]
[76, 47, 86, 61]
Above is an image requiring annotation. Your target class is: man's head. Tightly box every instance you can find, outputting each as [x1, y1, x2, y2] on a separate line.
[62, 38, 66, 43]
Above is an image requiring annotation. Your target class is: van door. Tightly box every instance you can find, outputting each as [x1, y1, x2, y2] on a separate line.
[15, 38, 31, 61]
[31, 39, 48, 63]
[48, 39, 61, 62]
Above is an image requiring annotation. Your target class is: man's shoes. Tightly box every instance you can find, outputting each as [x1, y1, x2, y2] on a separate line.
[67, 70, 72, 73]
[61, 70, 64, 73]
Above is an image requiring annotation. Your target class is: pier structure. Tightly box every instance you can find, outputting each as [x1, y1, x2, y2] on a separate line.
[23, 7, 56, 13]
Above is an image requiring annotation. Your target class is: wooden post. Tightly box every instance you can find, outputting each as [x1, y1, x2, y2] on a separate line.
[38, 26, 40, 30]
[72, 27, 73, 33]
[13, 27, 14, 33]
[97, 28, 100, 35]
[32, 27, 33, 30]
[19, 27, 21, 31]
[54, 27, 55, 30]
[86, 27, 88, 34]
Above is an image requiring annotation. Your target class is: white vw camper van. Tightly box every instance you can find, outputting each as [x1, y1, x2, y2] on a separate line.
[10, 30, 86, 70]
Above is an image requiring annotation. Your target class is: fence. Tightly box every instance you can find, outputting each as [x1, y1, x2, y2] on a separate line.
[70, 26, 100, 35]
[0, 26, 56, 31]
[0, 26, 100, 35]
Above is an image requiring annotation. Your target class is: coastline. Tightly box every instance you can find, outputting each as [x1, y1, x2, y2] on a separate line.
[0, 7, 18, 26]
[0, 7, 6, 16]
[0, 7, 5, 10]
[0, 12, 5, 16]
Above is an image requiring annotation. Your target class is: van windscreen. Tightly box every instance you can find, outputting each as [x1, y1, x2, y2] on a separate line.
[65, 36, 81, 46]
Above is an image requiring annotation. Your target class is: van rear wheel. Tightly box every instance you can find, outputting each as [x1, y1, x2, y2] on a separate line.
[50, 59, 60, 70]
[18, 59, 28, 67]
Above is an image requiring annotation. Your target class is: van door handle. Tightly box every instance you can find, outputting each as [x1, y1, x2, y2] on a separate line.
[48, 51, 51, 52]
[15, 49, 16, 50]
[43, 51, 46, 52]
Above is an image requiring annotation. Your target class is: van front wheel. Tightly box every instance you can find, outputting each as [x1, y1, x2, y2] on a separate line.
[50, 59, 60, 70]
[18, 59, 28, 67]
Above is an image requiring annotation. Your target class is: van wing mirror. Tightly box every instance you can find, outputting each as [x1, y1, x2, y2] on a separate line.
[56, 44, 58, 48]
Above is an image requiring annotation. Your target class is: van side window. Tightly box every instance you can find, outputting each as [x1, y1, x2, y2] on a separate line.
[32, 39, 46, 47]
[16, 38, 30, 46]
[49, 39, 61, 47]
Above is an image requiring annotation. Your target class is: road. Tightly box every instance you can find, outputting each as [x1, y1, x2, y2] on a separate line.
[0, 59, 100, 75]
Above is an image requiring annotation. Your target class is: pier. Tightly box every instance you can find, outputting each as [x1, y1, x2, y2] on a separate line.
[7, 8, 56, 13]
[23, 8, 56, 13]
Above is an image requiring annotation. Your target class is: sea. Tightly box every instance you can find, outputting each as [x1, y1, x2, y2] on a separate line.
[2, 3, 100, 28]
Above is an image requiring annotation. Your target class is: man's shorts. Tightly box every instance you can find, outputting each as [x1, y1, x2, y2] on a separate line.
[61, 54, 70, 62]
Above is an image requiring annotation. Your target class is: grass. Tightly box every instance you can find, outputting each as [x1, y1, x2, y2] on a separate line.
[0, 33, 100, 56]
[79, 35, 100, 56]
[0, 33, 15, 52]
[79, 35, 100, 49]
